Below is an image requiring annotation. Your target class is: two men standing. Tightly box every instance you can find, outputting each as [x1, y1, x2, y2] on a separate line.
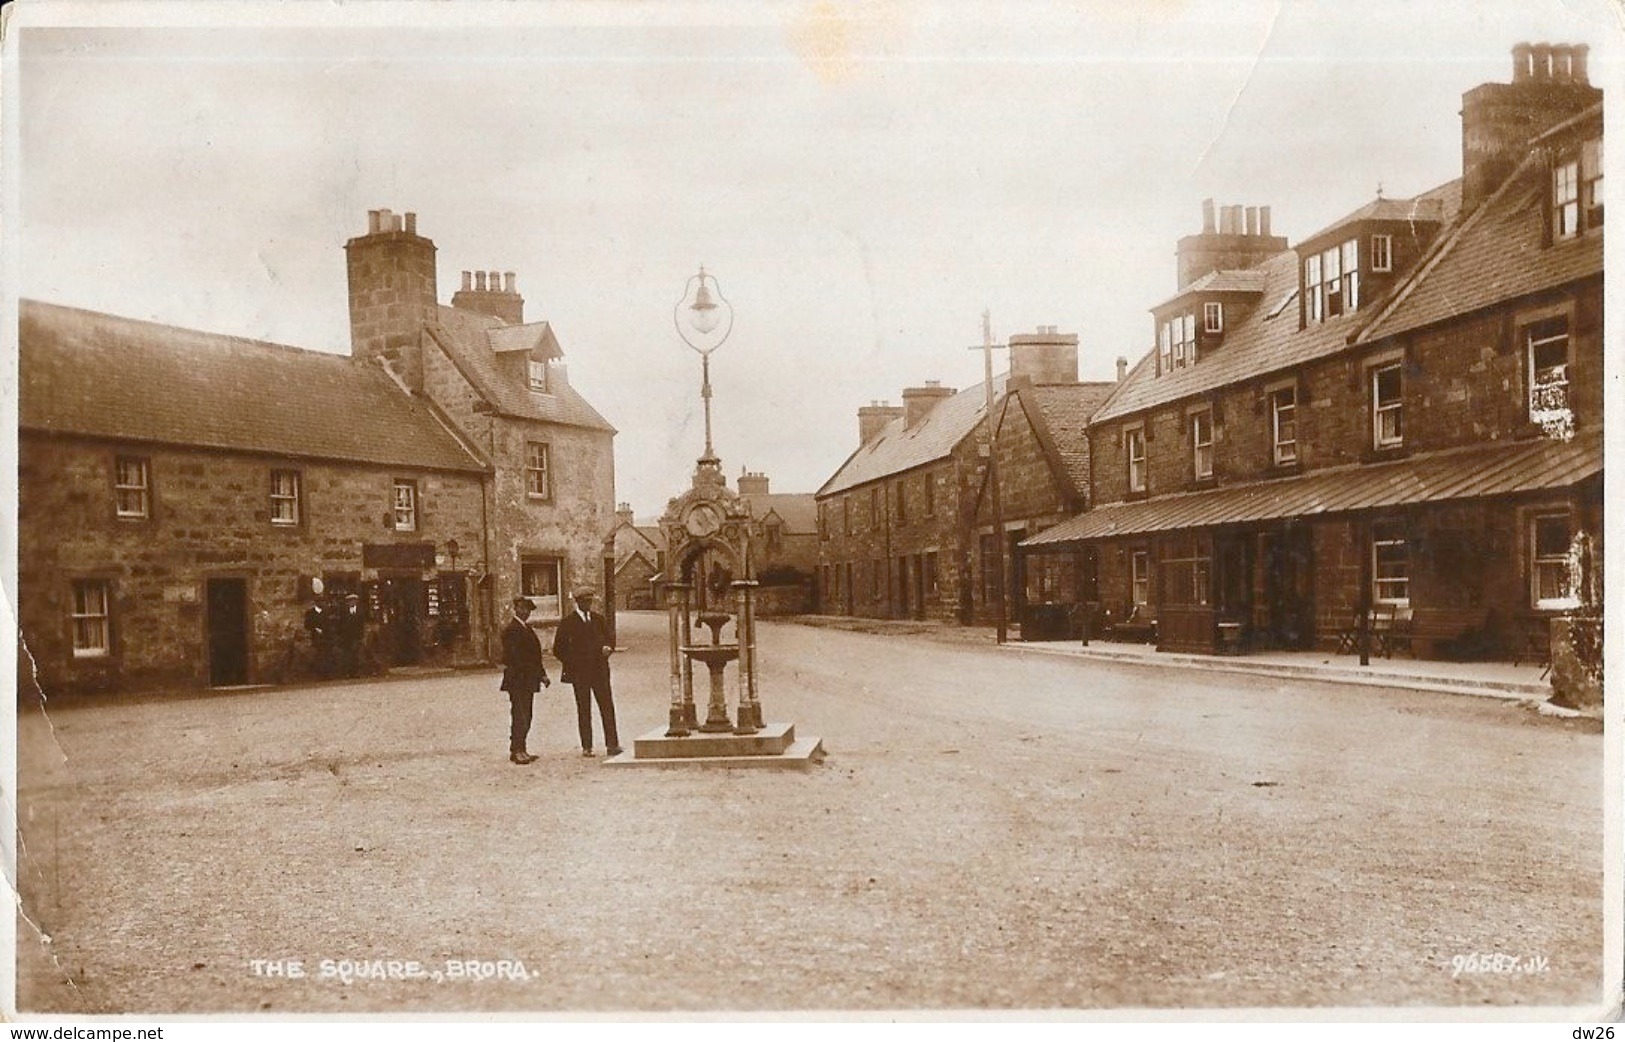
[500, 585, 619, 763]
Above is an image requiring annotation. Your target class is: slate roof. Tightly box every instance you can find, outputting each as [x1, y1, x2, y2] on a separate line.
[18, 299, 487, 473]
[1013, 382, 1117, 499]
[1092, 249, 1355, 424]
[739, 491, 818, 534]
[1299, 191, 1450, 245]
[1092, 179, 1465, 427]
[1151, 269, 1267, 310]
[427, 305, 615, 432]
[1025, 428, 1601, 546]
[818, 373, 1008, 496]
[1360, 111, 1603, 341]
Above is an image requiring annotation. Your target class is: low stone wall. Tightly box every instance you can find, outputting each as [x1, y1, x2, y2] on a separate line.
[754, 583, 813, 617]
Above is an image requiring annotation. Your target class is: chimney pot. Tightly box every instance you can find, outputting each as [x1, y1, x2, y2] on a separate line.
[1260, 206, 1272, 237]
[1513, 42, 1533, 82]
[367, 209, 382, 235]
[461, 271, 473, 291]
[475, 271, 488, 292]
[1532, 43, 1553, 80]
[1202, 198, 1216, 234]
[1116, 356, 1128, 382]
[504, 272, 516, 293]
[404, 212, 417, 235]
[1573, 44, 1590, 84]
[1245, 205, 1258, 236]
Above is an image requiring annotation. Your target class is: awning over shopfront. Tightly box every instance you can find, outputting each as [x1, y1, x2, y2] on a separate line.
[1023, 428, 1601, 548]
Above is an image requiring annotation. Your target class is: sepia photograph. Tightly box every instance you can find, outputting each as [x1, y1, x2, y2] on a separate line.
[3, 0, 1619, 1027]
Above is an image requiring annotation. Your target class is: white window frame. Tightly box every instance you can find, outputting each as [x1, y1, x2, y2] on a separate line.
[1372, 523, 1409, 606]
[1372, 362, 1403, 449]
[1271, 386, 1299, 465]
[1130, 550, 1150, 608]
[1553, 160, 1581, 239]
[392, 479, 418, 532]
[270, 469, 301, 526]
[114, 456, 150, 519]
[1530, 511, 1578, 610]
[527, 358, 550, 393]
[1370, 233, 1393, 273]
[525, 442, 552, 500]
[1305, 239, 1359, 321]
[1527, 317, 1571, 422]
[1581, 137, 1602, 229]
[1126, 426, 1146, 493]
[1191, 409, 1214, 480]
[71, 579, 111, 657]
[1203, 302, 1223, 334]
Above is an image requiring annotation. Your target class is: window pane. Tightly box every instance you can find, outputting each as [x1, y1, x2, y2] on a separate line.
[1534, 515, 1572, 557]
[1375, 365, 1401, 403]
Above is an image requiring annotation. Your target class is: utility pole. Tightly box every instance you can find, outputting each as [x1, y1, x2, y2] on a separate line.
[971, 310, 1009, 644]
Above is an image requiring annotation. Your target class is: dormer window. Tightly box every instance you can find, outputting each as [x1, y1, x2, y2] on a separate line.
[528, 358, 549, 393]
[1203, 302, 1223, 334]
[1159, 312, 1196, 373]
[1553, 137, 1603, 240]
[1370, 234, 1393, 272]
[1305, 238, 1360, 322]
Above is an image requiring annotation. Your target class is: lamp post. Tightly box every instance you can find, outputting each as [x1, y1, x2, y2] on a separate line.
[967, 310, 1011, 644]
[674, 266, 735, 466]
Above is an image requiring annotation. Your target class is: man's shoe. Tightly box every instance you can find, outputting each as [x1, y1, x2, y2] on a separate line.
[581, 748, 595, 757]
[606, 747, 624, 758]
[510, 752, 537, 765]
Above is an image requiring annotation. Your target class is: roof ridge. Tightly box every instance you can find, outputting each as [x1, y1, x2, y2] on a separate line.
[22, 297, 352, 360]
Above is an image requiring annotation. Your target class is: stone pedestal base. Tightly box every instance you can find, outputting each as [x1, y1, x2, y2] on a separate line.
[603, 722, 824, 769]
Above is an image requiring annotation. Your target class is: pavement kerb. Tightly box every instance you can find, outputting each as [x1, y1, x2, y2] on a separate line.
[1001, 641, 1555, 703]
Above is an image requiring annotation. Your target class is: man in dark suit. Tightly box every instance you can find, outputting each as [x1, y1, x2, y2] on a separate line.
[552, 585, 620, 757]
[501, 597, 550, 765]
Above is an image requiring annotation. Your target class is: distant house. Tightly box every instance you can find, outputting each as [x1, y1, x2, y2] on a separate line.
[1026, 44, 1602, 660]
[735, 471, 818, 614]
[816, 327, 1109, 625]
[608, 503, 664, 610]
[18, 209, 617, 695]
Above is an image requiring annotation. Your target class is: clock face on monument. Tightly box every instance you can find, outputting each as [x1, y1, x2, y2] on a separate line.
[684, 503, 723, 538]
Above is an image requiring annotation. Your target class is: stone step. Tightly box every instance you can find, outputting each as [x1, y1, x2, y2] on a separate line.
[630, 721, 795, 760]
[605, 734, 824, 770]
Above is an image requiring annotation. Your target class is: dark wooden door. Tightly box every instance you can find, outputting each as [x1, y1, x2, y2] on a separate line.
[206, 578, 249, 686]
[1263, 525, 1315, 649]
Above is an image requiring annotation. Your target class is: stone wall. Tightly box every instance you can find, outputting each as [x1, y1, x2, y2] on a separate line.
[18, 432, 488, 696]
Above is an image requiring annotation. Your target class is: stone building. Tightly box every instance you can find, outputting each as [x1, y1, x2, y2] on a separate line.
[735, 470, 818, 614]
[1026, 44, 1602, 660]
[18, 209, 617, 695]
[608, 503, 664, 610]
[816, 327, 1109, 625]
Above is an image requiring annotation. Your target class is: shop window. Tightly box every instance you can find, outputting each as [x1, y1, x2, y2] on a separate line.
[1372, 523, 1409, 605]
[71, 579, 111, 657]
[520, 557, 562, 619]
[1130, 550, 1150, 608]
[1160, 538, 1211, 607]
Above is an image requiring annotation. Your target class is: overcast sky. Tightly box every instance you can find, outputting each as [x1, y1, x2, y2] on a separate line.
[13, 0, 1619, 517]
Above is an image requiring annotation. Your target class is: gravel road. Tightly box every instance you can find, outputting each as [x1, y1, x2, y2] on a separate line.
[15, 611, 1607, 1014]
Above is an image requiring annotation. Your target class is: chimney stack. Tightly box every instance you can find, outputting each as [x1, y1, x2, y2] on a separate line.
[1008, 327, 1080, 385]
[1116, 356, 1128, 382]
[1461, 42, 1600, 213]
[345, 207, 437, 393]
[1175, 198, 1288, 289]
[858, 400, 905, 446]
[901, 380, 956, 429]
[615, 502, 635, 525]
[737, 470, 771, 495]
[451, 266, 525, 325]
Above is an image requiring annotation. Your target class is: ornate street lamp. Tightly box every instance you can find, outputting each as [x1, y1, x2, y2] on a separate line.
[673, 266, 735, 464]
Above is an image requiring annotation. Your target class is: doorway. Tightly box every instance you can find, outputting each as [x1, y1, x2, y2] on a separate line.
[1261, 524, 1315, 649]
[205, 578, 249, 686]
[375, 575, 425, 666]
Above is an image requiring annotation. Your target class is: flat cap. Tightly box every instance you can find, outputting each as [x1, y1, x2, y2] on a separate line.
[573, 585, 597, 599]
